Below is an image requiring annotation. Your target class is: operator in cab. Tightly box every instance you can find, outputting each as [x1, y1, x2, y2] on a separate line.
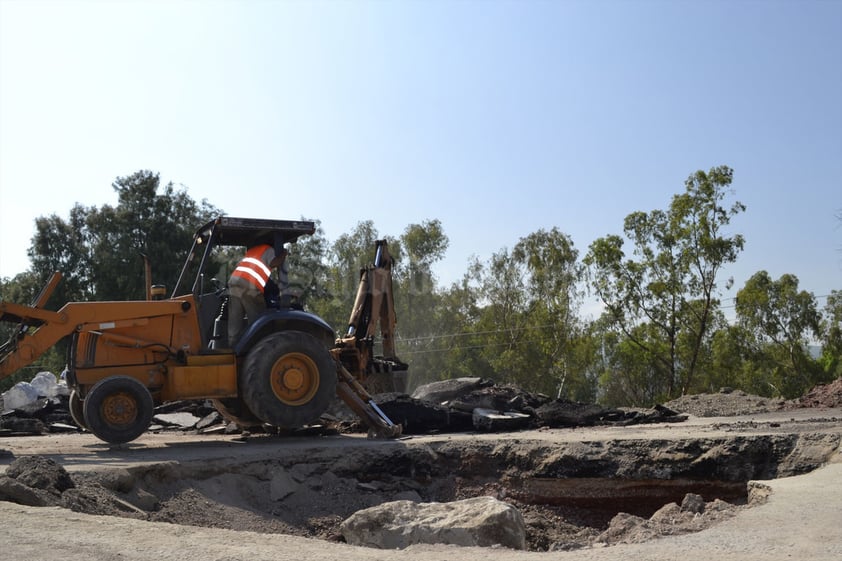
[227, 243, 287, 346]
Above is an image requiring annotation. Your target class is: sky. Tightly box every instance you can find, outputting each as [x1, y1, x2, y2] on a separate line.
[0, 0, 840, 319]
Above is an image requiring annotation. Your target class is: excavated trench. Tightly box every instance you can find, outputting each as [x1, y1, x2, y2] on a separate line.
[50, 430, 839, 552]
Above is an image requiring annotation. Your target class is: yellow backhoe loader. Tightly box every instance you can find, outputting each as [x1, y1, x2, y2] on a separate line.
[0, 216, 403, 443]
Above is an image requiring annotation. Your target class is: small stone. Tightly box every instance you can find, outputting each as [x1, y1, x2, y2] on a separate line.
[680, 493, 705, 514]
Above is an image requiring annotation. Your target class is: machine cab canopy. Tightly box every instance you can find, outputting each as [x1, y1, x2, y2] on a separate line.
[172, 216, 316, 297]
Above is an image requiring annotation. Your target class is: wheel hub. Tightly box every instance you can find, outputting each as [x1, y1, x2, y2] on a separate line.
[270, 352, 320, 406]
[101, 392, 137, 425]
[282, 368, 305, 391]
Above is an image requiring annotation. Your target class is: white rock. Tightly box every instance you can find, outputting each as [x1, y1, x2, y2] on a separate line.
[340, 496, 526, 550]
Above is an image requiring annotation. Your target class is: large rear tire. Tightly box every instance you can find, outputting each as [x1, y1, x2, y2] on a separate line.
[241, 331, 337, 428]
[83, 376, 154, 444]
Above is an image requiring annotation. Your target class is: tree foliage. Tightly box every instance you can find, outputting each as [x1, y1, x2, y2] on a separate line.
[584, 165, 745, 403]
[452, 228, 585, 397]
[2, 166, 839, 405]
[820, 290, 842, 378]
[28, 171, 219, 303]
[735, 271, 825, 397]
[285, 220, 331, 307]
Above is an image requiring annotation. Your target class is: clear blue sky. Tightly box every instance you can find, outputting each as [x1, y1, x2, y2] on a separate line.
[1, 0, 840, 317]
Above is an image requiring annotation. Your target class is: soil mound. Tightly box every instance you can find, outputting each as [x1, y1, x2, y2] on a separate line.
[794, 377, 842, 409]
[664, 378, 842, 417]
[664, 389, 786, 417]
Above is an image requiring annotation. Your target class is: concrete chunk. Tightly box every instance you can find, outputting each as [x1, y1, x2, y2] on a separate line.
[472, 408, 532, 432]
[340, 496, 526, 550]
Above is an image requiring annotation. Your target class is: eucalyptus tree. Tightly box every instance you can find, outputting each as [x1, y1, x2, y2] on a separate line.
[473, 228, 583, 396]
[398, 219, 448, 335]
[735, 271, 824, 397]
[584, 166, 745, 401]
[820, 290, 842, 378]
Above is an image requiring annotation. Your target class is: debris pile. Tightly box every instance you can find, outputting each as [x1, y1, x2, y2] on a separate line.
[0, 455, 75, 507]
[5, 371, 841, 439]
[1, 372, 76, 436]
[794, 377, 842, 409]
[368, 377, 686, 435]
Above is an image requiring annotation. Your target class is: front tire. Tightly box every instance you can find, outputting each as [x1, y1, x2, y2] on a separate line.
[241, 331, 337, 428]
[83, 376, 154, 444]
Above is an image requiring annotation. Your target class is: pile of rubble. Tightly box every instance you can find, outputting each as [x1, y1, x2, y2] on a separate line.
[0, 372, 77, 436]
[368, 377, 686, 434]
[1, 373, 688, 439]
[5, 371, 842, 439]
[794, 376, 842, 409]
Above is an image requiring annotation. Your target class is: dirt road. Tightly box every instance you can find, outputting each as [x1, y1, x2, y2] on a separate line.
[1, 407, 841, 561]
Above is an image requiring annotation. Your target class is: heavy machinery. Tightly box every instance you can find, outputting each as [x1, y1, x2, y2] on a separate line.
[0, 216, 402, 443]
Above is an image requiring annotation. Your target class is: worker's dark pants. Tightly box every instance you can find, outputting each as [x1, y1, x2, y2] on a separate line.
[227, 284, 265, 347]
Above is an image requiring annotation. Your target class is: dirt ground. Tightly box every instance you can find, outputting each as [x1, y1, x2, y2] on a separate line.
[1, 380, 842, 559]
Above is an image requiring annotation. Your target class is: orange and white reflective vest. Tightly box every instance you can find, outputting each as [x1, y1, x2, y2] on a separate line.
[230, 244, 275, 293]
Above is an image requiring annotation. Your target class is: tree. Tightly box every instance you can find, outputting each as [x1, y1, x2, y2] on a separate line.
[285, 219, 331, 307]
[398, 219, 449, 336]
[820, 290, 842, 378]
[511, 228, 583, 397]
[28, 171, 220, 303]
[404, 259, 487, 388]
[736, 271, 824, 397]
[29, 204, 96, 307]
[389, 221, 450, 386]
[469, 228, 583, 396]
[597, 321, 668, 407]
[473, 246, 531, 387]
[86, 171, 220, 300]
[584, 165, 745, 402]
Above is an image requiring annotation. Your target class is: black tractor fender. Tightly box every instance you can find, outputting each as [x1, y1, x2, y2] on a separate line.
[233, 309, 336, 357]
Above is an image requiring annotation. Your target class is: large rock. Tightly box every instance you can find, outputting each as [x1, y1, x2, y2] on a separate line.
[410, 377, 491, 404]
[340, 496, 526, 550]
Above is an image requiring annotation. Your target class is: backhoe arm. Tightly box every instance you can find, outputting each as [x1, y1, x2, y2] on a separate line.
[340, 241, 402, 367]
[0, 302, 74, 379]
[0, 272, 70, 380]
